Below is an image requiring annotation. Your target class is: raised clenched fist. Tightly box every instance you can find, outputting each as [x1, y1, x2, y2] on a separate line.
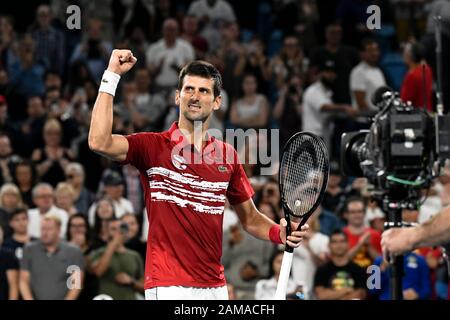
[107, 49, 137, 76]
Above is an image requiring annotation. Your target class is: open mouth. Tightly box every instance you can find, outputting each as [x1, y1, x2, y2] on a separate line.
[188, 104, 201, 111]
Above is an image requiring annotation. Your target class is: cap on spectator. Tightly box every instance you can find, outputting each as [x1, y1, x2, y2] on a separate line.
[0, 95, 6, 105]
[319, 59, 336, 72]
[102, 171, 124, 186]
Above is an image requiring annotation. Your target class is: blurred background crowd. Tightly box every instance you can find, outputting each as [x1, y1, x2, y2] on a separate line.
[0, 0, 450, 300]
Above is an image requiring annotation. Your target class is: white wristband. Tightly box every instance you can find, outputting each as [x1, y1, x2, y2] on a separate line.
[99, 70, 121, 96]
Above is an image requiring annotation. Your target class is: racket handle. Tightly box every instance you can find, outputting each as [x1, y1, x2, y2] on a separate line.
[274, 251, 293, 300]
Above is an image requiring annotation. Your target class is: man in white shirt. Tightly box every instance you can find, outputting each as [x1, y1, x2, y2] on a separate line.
[146, 18, 195, 91]
[302, 59, 357, 148]
[350, 39, 386, 113]
[27, 183, 69, 238]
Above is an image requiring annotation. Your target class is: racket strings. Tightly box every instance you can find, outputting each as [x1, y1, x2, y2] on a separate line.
[281, 135, 328, 217]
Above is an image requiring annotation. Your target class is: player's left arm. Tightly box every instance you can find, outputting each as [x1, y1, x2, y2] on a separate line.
[232, 198, 309, 248]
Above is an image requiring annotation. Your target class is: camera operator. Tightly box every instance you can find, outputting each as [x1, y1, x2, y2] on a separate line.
[382, 205, 450, 256]
[88, 217, 144, 300]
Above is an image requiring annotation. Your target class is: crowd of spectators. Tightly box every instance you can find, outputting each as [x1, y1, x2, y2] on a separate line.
[0, 0, 449, 300]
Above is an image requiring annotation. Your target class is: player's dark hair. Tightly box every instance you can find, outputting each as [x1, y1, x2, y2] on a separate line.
[178, 61, 222, 98]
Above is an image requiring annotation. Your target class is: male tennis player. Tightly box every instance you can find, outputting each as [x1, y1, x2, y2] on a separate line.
[88, 50, 309, 300]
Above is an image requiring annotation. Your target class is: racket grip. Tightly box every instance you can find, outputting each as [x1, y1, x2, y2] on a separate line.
[274, 251, 293, 300]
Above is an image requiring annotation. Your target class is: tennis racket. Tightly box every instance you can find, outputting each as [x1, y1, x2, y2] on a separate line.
[274, 132, 329, 300]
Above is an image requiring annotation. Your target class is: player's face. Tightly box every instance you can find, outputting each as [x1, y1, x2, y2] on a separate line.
[176, 75, 221, 123]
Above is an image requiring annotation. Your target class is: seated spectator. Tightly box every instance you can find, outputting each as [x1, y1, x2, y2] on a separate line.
[292, 214, 329, 299]
[322, 161, 345, 213]
[66, 213, 98, 300]
[55, 182, 78, 216]
[89, 218, 144, 300]
[370, 252, 431, 300]
[0, 133, 21, 186]
[350, 38, 386, 114]
[0, 225, 19, 300]
[3, 208, 35, 261]
[342, 196, 382, 269]
[0, 95, 22, 142]
[314, 230, 367, 300]
[400, 41, 433, 111]
[12, 160, 37, 208]
[180, 15, 209, 59]
[27, 183, 68, 238]
[32, 118, 74, 187]
[316, 205, 343, 237]
[18, 96, 47, 157]
[88, 171, 134, 226]
[222, 223, 275, 299]
[187, 0, 236, 27]
[121, 213, 146, 261]
[229, 73, 269, 129]
[365, 199, 385, 234]
[91, 197, 116, 249]
[64, 162, 95, 215]
[0, 183, 24, 239]
[20, 215, 85, 300]
[255, 249, 298, 300]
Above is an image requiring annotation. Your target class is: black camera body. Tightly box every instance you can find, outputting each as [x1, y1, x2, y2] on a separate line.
[341, 87, 450, 198]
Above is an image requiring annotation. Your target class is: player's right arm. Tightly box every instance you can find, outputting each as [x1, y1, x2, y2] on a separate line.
[88, 49, 137, 162]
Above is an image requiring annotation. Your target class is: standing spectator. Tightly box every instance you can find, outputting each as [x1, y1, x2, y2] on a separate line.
[146, 18, 195, 93]
[229, 73, 270, 129]
[273, 74, 303, 146]
[29, 5, 65, 75]
[27, 183, 68, 239]
[88, 171, 134, 226]
[121, 165, 144, 218]
[187, 0, 236, 27]
[2, 208, 34, 261]
[302, 59, 357, 149]
[254, 249, 298, 300]
[309, 22, 359, 104]
[291, 214, 329, 299]
[64, 162, 95, 216]
[269, 36, 307, 90]
[180, 15, 209, 59]
[342, 196, 382, 269]
[0, 183, 24, 239]
[350, 39, 386, 113]
[313, 230, 367, 300]
[89, 218, 144, 300]
[132, 68, 167, 132]
[400, 41, 433, 111]
[12, 160, 37, 208]
[70, 19, 113, 83]
[121, 213, 146, 260]
[0, 15, 20, 79]
[54, 182, 78, 217]
[0, 225, 19, 300]
[20, 215, 85, 300]
[31, 118, 74, 187]
[370, 252, 431, 300]
[8, 34, 45, 98]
